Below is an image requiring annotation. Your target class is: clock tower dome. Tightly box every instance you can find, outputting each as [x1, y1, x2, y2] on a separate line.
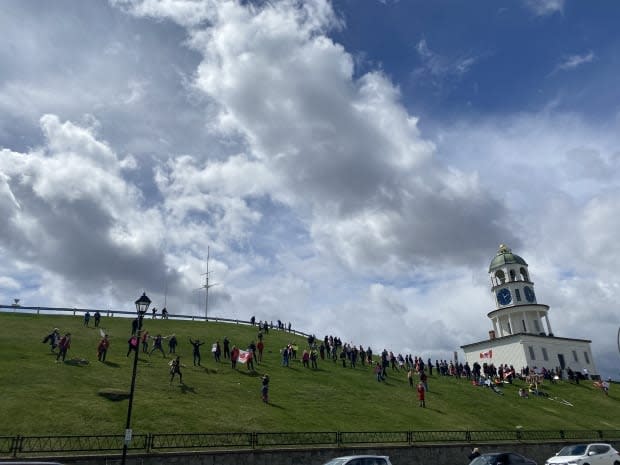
[487, 244, 552, 337]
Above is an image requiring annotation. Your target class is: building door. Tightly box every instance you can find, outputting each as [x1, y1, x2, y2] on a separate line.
[557, 353, 565, 369]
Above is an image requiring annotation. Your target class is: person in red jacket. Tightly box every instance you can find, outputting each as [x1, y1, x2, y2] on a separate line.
[417, 382, 426, 408]
[56, 333, 71, 362]
[97, 334, 110, 362]
[231, 345, 240, 369]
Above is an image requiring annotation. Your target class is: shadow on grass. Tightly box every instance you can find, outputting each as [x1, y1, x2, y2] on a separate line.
[263, 402, 284, 409]
[194, 366, 219, 374]
[238, 370, 261, 377]
[180, 384, 197, 394]
[168, 383, 197, 394]
[98, 388, 129, 401]
[102, 361, 121, 368]
[64, 358, 90, 367]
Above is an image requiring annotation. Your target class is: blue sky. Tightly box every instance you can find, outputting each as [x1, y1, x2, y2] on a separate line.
[1, 0, 620, 380]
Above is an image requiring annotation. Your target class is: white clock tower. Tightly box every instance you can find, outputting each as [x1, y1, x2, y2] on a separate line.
[461, 244, 598, 378]
[488, 244, 552, 338]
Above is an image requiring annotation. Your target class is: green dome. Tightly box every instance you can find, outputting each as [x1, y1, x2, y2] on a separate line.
[488, 244, 527, 272]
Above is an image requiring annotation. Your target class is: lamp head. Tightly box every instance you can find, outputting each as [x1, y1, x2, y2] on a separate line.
[135, 292, 151, 316]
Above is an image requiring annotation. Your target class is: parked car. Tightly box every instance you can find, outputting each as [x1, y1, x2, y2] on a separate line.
[469, 452, 537, 465]
[545, 443, 620, 465]
[321, 456, 393, 465]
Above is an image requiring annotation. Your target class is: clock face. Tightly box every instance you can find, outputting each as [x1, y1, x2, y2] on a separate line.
[497, 288, 512, 305]
[524, 286, 535, 302]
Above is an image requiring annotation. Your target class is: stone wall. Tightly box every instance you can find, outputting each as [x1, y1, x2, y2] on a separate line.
[41, 441, 620, 465]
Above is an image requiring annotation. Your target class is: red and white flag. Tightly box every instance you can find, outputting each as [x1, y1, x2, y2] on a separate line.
[479, 350, 493, 359]
[238, 350, 252, 364]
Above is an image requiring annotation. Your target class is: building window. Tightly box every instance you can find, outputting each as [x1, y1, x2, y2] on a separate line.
[584, 352, 590, 364]
[533, 319, 540, 333]
[522, 319, 526, 332]
[510, 269, 516, 281]
[506, 321, 512, 334]
[572, 350, 579, 363]
[515, 288, 521, 301]
[542, 347, 548, 361]
[528, 346, 536, 360]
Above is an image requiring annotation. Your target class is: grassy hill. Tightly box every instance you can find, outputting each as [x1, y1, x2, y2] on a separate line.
[0, 312, 618, 436]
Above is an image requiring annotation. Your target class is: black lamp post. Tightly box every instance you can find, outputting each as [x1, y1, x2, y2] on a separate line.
[121, 292, 151, 465]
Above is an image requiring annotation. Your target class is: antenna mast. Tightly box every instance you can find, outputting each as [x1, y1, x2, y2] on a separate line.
[199, 246, 217, 320]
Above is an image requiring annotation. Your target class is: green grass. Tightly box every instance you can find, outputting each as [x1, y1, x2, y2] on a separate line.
[0, 312, 618, 436]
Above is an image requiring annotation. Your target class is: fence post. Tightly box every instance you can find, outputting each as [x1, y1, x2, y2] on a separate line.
[337, 431, 342, 447]
[251, 432, 258, 449]
[10, 435, 19, 457]
[560, 430, 565, 439]
[147, 433, 153, 453]
[407, 431, 413, 445]
[466, 431, 472, 442]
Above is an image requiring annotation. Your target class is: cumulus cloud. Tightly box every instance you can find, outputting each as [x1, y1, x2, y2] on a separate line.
[0, 115, 169, 301]
[1, 0, 618, 379]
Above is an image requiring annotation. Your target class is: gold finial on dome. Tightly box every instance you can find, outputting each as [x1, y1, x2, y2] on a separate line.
[498, 244, 511, 253]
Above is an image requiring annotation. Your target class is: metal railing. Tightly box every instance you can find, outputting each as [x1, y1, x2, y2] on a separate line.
[0, 304, 311, 339]
[2, 430, 619, 458]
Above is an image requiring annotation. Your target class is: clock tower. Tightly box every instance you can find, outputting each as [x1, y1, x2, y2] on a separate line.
[487, 244, 552, 337]
[461, 244, 597, 378]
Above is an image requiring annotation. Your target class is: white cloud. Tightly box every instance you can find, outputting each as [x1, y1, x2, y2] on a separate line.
[1, 0, 618, 381]
[523, 0, 565, 16]
[414, 38, 480, 83]
[555, 51, 595, 72]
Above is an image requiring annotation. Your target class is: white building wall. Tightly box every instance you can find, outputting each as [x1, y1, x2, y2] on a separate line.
[462, 335, 598, 376]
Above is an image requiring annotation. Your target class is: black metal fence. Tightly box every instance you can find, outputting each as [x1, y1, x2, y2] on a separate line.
[2, 430, 620, 458]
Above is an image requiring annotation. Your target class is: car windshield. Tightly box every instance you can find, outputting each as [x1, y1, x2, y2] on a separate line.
[470, 455, 498, 465]
[557, 445, 587, 456]
[323, 459, 351, 465]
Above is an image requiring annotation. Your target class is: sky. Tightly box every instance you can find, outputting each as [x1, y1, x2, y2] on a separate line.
[1, 0, 619, 379]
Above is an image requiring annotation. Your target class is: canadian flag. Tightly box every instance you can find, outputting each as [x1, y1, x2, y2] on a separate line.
[480, 350, 493, 359]
[238, 350, 252, 364]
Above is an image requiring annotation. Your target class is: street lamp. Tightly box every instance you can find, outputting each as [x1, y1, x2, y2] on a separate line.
[121, 292, 151, 465]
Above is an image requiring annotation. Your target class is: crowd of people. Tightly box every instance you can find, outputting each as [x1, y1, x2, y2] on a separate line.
[41, 311, 606, 406]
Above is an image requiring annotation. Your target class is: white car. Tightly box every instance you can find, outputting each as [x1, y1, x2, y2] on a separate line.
[545, 443, 620, 465]
[321, 456, 393, 465]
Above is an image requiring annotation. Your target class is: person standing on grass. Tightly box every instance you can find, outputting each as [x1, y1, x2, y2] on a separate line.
[223, 337, 230, 359]
[94, 311, 101, 328]
[97, 334, 110, 362]
[257, 339, 264, 363]
[56, 333, 72, 362]
[261, 374, 270, 403]
[417, 382, 426, 408]
[141, 331, 149, 353]
[42, 328, 60, 352]
[407, 368, 414, 388]
[127, 335, 139, 357]
[169, 356, 183, 384]
[189, 337, 204, 366]
[246, 349, 254, 371]
[83, 311, 91, 327]
[231, 345, 239, 369]
[420, 370, 429, 392]
[149, 334, 166, 358]
[168, 334, 178, 355]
